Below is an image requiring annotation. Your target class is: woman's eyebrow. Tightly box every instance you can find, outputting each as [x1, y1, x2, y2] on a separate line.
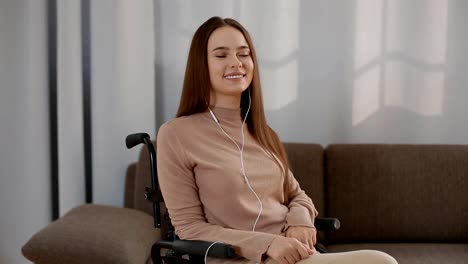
[212, 46, 250, 52]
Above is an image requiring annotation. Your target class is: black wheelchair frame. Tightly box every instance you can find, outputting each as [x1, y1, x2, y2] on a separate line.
[126, 133, 340, 264]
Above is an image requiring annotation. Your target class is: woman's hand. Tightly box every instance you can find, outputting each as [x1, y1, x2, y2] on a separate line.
[265, 236, 314, 264]
[285, 226, 317, 251]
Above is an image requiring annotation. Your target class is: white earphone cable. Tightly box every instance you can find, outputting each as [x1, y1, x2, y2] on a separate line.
[204, 241, 221, 264]
[208, 91, 263, 232]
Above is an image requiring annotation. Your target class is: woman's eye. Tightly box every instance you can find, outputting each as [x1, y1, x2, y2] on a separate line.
[215, 55, 226, 58]
[239, 54, 250, 57]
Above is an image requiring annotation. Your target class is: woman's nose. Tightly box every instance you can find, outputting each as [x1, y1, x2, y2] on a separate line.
[230, 56, 242, 68]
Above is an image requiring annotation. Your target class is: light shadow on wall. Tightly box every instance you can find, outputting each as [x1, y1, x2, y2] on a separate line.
[239, 0, 300, 111]
[352, 0, 448, 126]
[175, 0, 300, 112]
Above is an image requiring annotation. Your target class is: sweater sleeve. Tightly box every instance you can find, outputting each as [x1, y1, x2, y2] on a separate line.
[156, 123, 278, 263]
[284, 170, 319, 229]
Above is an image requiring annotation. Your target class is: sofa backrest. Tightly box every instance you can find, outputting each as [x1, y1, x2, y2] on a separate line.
[125, 142, 468, 243]
[124, 163, 137, 209]
[283, 143, 325, 216]
[129, 142, 327, 218]
[325, 144, 468, 243]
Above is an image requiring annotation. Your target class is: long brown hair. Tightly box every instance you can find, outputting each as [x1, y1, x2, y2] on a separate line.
[176, 16, 290, 202]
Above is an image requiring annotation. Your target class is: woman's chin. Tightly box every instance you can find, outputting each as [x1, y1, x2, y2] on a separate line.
[221, 86, 249, 94]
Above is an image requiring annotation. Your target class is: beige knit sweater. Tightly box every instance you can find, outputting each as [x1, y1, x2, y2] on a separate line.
[156, 106, 318, 263]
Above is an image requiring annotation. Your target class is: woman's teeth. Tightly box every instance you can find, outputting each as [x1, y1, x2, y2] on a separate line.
[224, 75, 243, 79]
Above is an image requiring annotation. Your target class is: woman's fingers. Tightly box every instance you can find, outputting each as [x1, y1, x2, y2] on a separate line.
[267, 236, 314, 264]
[299, 243, 312, 258]
[312, 227, 317, 245]
[308, 237, 314, 249]
[293, 247, 305, 262]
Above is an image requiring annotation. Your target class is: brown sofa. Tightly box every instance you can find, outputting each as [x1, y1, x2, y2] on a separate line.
[22, 143, 468, 264]
[285, 144, 468, 264]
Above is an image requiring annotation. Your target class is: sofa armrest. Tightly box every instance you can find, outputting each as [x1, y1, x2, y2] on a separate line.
[22, 204, 160, 264]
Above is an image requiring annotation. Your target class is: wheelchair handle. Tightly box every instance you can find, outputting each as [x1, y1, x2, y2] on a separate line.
[126, 133, 150, 149]
[125, 132, 161, 228]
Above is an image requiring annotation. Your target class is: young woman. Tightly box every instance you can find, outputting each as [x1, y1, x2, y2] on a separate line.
[156, 16, 397, 264]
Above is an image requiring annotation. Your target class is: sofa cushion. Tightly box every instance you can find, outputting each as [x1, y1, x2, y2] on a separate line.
[327, 243, 468, 264]
[22, 204, 160, 264]
[325, 144, 468, 243]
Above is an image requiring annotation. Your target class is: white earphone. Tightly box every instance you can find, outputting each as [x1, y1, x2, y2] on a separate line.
[207, 90, 263, 232]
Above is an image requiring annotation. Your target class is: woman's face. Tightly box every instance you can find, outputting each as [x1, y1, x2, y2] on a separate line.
[207, 26, 254, 106]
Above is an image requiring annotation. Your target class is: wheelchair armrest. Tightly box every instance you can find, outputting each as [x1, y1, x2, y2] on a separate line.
[153, 239, 237, 259]
[314, 217, 340, 231]
[151, 219, 340, 262]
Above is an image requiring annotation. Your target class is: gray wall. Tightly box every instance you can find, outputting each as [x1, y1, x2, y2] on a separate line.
[155, 0, 468, 144]
[0, 0, 50, 263]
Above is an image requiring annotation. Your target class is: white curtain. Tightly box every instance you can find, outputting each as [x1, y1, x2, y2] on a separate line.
[90, 0, 155, 206]
[57, 0, 86, 216]
[0, 1, 156, 262]
[57, 0, 156, 210]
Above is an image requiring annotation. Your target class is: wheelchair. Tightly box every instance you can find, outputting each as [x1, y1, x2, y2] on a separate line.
[126, 133, 340, 264]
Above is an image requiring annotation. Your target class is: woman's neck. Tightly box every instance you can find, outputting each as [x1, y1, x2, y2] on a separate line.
[210, 94, 241, 109]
